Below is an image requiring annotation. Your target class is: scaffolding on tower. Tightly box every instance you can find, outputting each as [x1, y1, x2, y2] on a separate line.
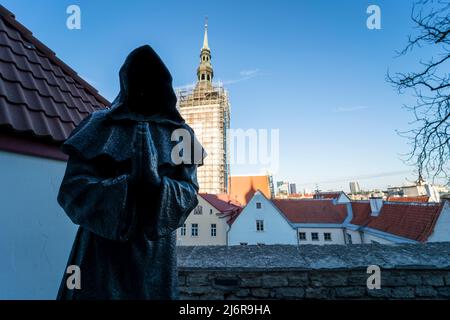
[176, 82, 231, 194]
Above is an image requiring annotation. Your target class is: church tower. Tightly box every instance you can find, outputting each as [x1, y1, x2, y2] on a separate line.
[197, 20, 213, 84]
[177, 20, 230, 194]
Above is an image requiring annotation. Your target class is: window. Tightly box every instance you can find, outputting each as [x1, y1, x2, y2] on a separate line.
[324, 233, 332, 241]
[346, 233, 353, 244]
[207, 74, 210, 81]
[256, 202, 262, 209]
[191, 224, 198, 237]
[193, 205, 203, 215]
[201, 74, 205, 80]
[211, 224, 217, 237]
[256, 220, 264, 232]
[210, 209, 213, 215]
[180, 224, 186, 236]
[311, 232, 319, 241]
[240, 242, 248, 246]
[298, 232, 306, 241]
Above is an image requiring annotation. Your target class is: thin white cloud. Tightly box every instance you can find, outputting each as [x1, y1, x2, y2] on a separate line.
[239, 69, 260, 77]
[218, 69, 262, 86]
[334, 106, 369, 113]
[175, 69, 262, 90]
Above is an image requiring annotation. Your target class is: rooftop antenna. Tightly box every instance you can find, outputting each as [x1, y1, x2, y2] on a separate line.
[315, 184, 321, 196]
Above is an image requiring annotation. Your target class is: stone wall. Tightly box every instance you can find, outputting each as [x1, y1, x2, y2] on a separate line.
[177, 243, 450, 299]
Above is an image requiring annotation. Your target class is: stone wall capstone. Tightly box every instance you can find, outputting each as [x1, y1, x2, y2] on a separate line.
[177, 243, 450, 300]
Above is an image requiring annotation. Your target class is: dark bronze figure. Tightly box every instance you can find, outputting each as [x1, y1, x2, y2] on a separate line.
[56, 45, 204, 299]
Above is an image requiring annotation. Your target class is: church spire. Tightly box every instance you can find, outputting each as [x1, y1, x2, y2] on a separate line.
[202, 18, 209, 50]
[197, 17, 213, 84]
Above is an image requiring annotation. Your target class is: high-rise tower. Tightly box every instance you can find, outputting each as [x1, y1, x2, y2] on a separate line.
[177, 20, 230, 194]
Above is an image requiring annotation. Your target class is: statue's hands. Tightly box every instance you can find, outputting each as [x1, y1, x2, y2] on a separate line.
[130, 123, 143, 184]
[139, 123, 161, 188]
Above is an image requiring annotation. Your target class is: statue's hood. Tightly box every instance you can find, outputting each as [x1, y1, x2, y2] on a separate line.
[108, 45, 184, 125]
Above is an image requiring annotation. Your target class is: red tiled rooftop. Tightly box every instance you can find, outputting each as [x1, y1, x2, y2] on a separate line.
[0, 5, 108, 144]
[272, 199, 348, 224]
[199, 193, 243, 225]
[313, 192, 344, 200]
[228, 175, 272, 205]
[387, 195, 429, 203]
[350, 201, 372, 226]
[351, 201, 443, 242]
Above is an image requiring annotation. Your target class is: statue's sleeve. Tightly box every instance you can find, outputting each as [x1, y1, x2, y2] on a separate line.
[57, 154, 136, 242]
[143, 164, 199, 240]
[132, 122, 201, 240]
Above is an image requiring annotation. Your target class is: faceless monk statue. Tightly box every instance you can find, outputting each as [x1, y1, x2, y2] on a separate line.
[56, 45, 205, 299]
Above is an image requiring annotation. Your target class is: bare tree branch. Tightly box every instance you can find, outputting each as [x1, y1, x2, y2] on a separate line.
[387, 0, 450, 182]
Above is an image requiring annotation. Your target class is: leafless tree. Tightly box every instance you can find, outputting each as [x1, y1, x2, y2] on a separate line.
[388, 0, 450, 182]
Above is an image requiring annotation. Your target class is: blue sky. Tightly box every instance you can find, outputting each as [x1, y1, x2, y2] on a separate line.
[3, 0, 444, 192]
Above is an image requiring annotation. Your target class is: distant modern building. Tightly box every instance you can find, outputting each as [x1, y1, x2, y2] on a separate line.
[276, 181, 291, 197]
[177, 21, 230, 194]
[177, 193, 242, 246]
[0, 5, 108, 299]
[349, 181, 361, 194]
[289, 183, 297, 195]
[228, 191, 450, 245]
[228, 174, 274, 205]
[387, 177, 441, 202]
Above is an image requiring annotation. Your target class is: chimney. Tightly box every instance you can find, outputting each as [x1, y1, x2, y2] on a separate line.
[369, 197, 383, 216]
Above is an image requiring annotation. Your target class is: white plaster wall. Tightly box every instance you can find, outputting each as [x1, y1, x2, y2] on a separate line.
[337, 193, 350, 204]
[427, 201, 450, 242]
[297, 227, 346, 245]
[228, 192, 297, 245]
[0, 151, 77, 299]
[176, 195, 229, 246]
[362, 232, 395, 244]
[344, 229, 363, 244]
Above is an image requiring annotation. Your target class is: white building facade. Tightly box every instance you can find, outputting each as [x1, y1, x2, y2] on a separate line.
[228, 192, 297, 245]
[177, 194, 240, 246]
[228, 191, 450, 246]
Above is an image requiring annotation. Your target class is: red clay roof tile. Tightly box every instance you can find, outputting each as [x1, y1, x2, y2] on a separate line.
[313, 192, 344, 200]
[272, 199, 348, 224]
[0, 5, 108, 144]
[351, 201, 443, 242]
[387, 195, 430, 203]
[199, 193, 243, 225]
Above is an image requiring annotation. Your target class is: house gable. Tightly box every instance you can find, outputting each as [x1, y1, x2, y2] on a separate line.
[228, 191, 297, 245]
[427, 201, 450, 242]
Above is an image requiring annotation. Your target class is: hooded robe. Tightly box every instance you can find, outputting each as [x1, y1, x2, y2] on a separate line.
[56, 45, 204, 300]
